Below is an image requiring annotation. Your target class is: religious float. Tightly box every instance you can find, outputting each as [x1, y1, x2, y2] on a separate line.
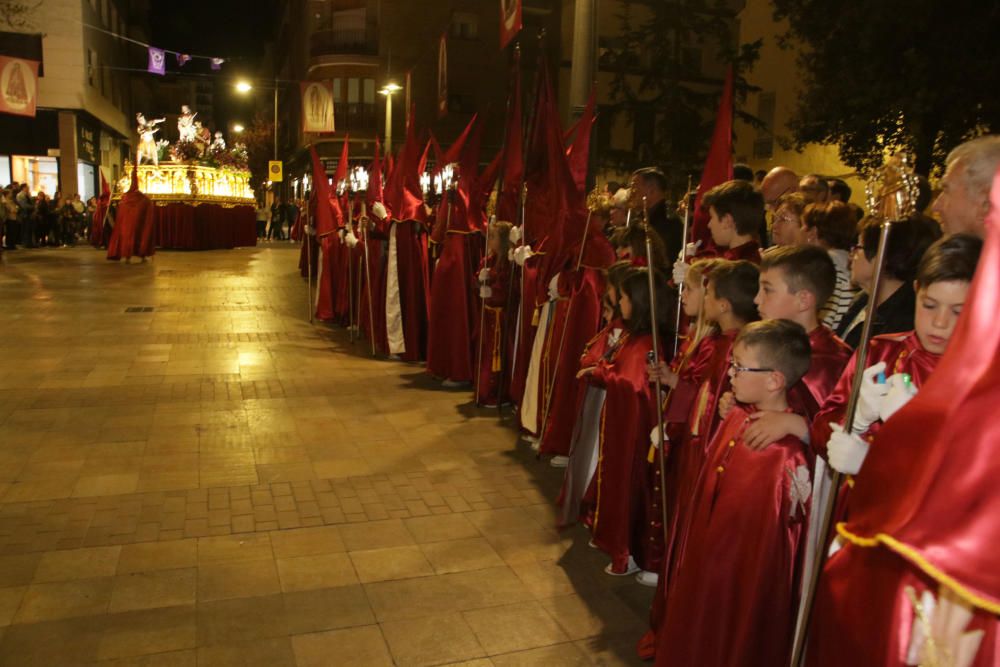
[113, 107, 258, 250]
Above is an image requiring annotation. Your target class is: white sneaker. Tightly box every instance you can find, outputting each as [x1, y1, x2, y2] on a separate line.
[604, 556, 641, 577]
[635, 570, 659, 587]
[549, 456, 569, 468]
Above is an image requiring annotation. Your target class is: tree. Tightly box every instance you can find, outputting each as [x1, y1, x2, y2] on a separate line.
[241, 112, 274, 197]
[771, 0, 1000, 176]
[604, 0, 761, 193]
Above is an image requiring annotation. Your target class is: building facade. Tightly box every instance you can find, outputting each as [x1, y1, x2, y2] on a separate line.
[0, 0, 141, 200]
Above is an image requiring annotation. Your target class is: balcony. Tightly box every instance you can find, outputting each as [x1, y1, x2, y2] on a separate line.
[309, 28, 379, 58]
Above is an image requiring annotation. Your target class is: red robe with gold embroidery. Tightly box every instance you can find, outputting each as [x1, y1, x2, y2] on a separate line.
[474, 254, 511, 404]
[588, 330, 661, 572]
[806, 174, 1000, 664]
[656, 406, 810, 667]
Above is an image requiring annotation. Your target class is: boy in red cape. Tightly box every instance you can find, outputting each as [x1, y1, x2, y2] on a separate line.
[656, 319, 813, 667]
[804, 172, 1000, 667]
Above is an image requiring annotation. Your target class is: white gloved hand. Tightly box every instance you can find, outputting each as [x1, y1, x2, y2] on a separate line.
[507, 248, 516, 262]
[371, 201, 388, 220]
[880, 373, 917, 423]
[479, 285, 492, 299]
[338, 228, 346, 241]
[684, 240, 702, 259]
[345, 230, 359, 248]
[672, 259, 689, 286]
[649, 426, 669, 450]
[513, 244, 534, 266]
[852, 361, 888, 435]
[478, 267, 491, 283]
[547, 274, 561, 301]
[509, 226, 523, 244]
[826, 423, 870, 475]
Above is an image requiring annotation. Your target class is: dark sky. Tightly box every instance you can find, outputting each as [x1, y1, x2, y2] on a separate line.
[149, 0, 277, 73]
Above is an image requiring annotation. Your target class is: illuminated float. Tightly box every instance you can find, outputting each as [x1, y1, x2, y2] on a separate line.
[113, 107, 258, 250]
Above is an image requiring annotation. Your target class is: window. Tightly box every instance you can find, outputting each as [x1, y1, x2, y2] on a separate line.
[451, 11, 479, 40]
[363, 79, 374, 105]
[753, 91, 776, 160]
[87, 49, 98, 87]
[332, 78, 342, 102]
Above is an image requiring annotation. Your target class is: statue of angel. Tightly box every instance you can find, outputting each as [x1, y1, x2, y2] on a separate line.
[136, 113, 165, 166]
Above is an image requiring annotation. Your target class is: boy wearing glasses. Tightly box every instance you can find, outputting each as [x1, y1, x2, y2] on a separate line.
[654, 319, 813, 667]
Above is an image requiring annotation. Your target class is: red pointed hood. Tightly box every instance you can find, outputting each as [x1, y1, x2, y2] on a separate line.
[691, 66, 734, 251]
[841, 168, 1000, 614]
[497, 52, 523, 224]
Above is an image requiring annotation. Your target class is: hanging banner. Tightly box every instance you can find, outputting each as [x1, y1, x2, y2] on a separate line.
[500, 0, 523, 50]
[0, 55, 39, 118]
[301, 81, 335, 133]
[437, 34, 448, 118]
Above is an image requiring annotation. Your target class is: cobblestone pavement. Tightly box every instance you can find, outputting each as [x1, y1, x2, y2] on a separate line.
[0, 245, 650, 666]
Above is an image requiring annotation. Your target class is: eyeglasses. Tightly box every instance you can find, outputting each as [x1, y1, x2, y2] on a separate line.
[729, 360, 774, 375]
[773, 214, 799, 226]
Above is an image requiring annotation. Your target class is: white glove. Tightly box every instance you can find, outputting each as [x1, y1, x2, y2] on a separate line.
[547, 274, 561, 301]
[649, 426, 669, 450]
[672, 259, 689, 286]
[371, 201, 388, 220]
[509, 226, 523, 244]
[478, 267, 491, 283]
[513, 244, 534, 266]
[880, 373, 917, 422]
[479, 285, 492, 299]
[345, 230, 359, 248]
[852, 361, 888, 435]
[827, 423, 870, 475]
[338, 228, 346, 241]
[683, 240, 702, 259]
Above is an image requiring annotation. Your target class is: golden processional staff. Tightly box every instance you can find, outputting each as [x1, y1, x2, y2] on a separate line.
[790, 154, 922, 666]
[641, 195, 672, 558]
[672, 176, 694, 357]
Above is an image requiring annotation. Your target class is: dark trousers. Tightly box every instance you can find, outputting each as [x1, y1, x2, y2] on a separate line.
[3, 220, 19, 248]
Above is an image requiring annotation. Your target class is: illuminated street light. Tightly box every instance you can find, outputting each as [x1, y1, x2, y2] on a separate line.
[235, 80, 253, 94]
[379, 81, 403, 154]
[233, 123, 245, 133]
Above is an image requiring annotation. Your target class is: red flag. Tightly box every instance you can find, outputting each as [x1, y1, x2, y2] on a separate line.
[566, 88, 596, 193]
[838, 167, 1000, 614]
[691, 66, 734, 250]
[497, 51, 523, 224]
[499, 0, 523, 50]
[437, 34, 448, 118]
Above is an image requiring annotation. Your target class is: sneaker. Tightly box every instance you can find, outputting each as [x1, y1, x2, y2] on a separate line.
[635, 570, 659, 587]
[604, 556, 641, 577]
[549, 455, 569, 468]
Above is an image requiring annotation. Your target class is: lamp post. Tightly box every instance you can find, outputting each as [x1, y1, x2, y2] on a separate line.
[378, 82, 402, 155]
[234, 79, 279, 161]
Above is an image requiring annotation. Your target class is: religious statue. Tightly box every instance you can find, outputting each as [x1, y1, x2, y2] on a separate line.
[136, 113, 165, 166]
[194, 120, 211, 156]
[177, 104, 197, 143]
[211, 131, 226, 151]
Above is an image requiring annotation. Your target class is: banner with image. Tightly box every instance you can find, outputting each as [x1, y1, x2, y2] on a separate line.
[301, 80, 335, 134]
[0, 55, 39, 118]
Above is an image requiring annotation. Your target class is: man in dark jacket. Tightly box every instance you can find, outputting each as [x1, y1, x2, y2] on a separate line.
[630, 167, 682, 262]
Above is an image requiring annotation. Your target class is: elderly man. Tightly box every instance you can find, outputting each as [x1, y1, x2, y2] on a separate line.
[760, 166, 800, 212]
[932, 135, 1000, 238]
[799, 173, 830, 204]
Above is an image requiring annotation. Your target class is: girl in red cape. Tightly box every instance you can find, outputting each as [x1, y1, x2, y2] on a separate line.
[579, 267, 668, 576]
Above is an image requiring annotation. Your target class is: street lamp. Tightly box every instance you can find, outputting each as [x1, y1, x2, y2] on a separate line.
[232, 123, 245, 134]
[378, 81, 403, 155]
[234, 79, 279, 161]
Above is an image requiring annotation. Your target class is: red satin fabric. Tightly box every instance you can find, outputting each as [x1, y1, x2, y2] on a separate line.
[788, 325, 852, 422]
[588, 331, 661, 572]
[507, 252, 545, 404]
[723, 240, 761, 263]
[390, 220, 431, 362]
[656, 406, 809, 667]
[426, 232, 486, 382]
[474, 254, 511, 404]
[808, 544, 998, 666]
[153, 203, 256, 250]
[313, 236, 336, 321]
[539, 267, 608, 457]
[107, 190, 156, 261]
[811, 331, 939, 460]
